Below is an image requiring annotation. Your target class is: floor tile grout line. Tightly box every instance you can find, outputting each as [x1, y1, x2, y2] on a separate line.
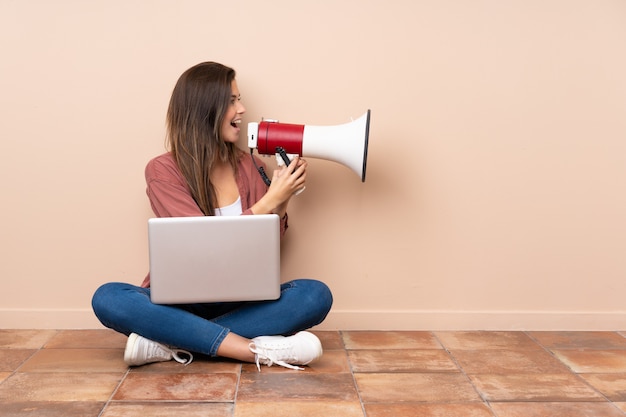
[610, 402, 626, 417]
[232, 362, 243, 416]
[2, 329, 62, 386]
[431, 331, 498, 416]
[97, 366, 132, 417]
[340, 330, 368, 417]
[40, 329, 62, 349]
[523, 330, 622, 405]
[5, 347, 40, 379]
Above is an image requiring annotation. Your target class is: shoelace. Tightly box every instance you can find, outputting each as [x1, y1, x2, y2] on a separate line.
[170, 348, 194, 365]
[249, 342, 303, 371]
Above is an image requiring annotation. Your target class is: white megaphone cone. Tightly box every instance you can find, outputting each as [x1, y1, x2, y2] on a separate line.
[248, 110, 371, 182]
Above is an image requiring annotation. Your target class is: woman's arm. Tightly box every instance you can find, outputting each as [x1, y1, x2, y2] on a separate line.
[145, 154, 205, 218]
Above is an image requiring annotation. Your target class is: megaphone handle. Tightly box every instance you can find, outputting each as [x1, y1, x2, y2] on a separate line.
[276, 147, 291, 166]
[276, 147, 305, 195]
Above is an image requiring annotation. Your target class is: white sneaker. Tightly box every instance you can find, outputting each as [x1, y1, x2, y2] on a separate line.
[249, 331, 323, 371]
[124, 333, 193, 366]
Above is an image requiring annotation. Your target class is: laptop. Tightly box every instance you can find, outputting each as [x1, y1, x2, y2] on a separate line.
[148, 214, 281, 304]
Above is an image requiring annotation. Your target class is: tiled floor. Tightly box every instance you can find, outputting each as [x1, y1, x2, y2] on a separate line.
[2, 330, 626, 416]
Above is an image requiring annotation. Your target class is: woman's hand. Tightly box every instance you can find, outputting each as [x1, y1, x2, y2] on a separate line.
[250, 156, 307, 217]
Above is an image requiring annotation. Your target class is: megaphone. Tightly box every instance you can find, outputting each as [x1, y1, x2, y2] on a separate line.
[247, 110, 371, 182]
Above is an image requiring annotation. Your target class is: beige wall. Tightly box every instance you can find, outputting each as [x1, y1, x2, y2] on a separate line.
[1, 0, 625, 330]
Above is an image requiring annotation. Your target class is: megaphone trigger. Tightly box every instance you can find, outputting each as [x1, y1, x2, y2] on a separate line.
[276, 147, 292, 167]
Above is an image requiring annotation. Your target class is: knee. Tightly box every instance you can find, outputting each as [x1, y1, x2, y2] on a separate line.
[92, 282, 118, 312]
[315, 280, 333, 312]
[91, 282, 138, 322]
[298, 279, 333, 316]
[91, 282, 117, 322]
[92, 283, 109, 312]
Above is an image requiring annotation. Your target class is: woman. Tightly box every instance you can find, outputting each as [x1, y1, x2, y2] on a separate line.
[92, 62, 333, 371]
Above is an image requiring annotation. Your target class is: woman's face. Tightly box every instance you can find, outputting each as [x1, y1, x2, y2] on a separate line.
[220, 80, 246, 144]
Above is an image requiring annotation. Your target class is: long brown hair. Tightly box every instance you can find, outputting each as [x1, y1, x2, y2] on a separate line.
[166, 62, 240, 215]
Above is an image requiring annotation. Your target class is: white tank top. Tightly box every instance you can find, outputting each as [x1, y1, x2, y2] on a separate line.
[214, 196, 243, 216]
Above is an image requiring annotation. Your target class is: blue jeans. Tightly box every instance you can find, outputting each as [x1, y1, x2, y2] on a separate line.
[91, 279, 333, 357]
